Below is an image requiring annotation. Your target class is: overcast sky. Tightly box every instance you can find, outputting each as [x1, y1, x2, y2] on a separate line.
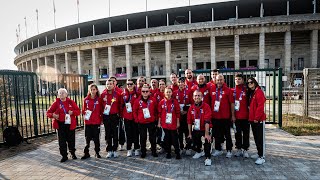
[0, 0, 228, 70]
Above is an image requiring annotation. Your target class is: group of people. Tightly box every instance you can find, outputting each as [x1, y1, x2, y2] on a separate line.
[46, 69, 267, 166]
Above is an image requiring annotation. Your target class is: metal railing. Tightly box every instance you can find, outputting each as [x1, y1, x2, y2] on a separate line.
[0, 70, 88, 144]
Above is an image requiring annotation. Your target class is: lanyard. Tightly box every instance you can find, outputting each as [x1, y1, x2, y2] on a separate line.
[139, 99, 150, 109]
[164, 99, 174, 113]
[60, 100, 68, 114]
[216, 87, 223, 101]
[193, 106, 202, 120]
[234, 86, 245, 101]
[86, 97, 98, 111]
[123, 90, 132, 103]
[177, 88, 186, 104]
[106, 90, 116, 106]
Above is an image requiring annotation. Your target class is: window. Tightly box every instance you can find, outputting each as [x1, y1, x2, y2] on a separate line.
[265, 59, 269, 68]
[298, 58, 304, 70]
[196, 62, 204, 70]
[216, 61, 225, 69]
[249, 60, 258, 67]
[116, 67, 122, 74]
[275, 59, 281, 68]
[133, 66, 138, 77]
[177, 63, 182, 74]
[240, 60, 247, 68]
[206, 62, 211, 70]
[227, 61, 235, 69]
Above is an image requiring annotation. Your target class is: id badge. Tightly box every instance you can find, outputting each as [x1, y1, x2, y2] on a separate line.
[214, 101, 220, 112]
[65, 114, 71, 124]
[165, 113, 172, 124]
[84, 110, 92, 120]
[235, 100, 240, 111]
[179, 104, 184, 112]
[143, 108, 151, 119]
[103, 105, 111, 115]
[194, 119, 200, 130]
[125, 103, 132, 113]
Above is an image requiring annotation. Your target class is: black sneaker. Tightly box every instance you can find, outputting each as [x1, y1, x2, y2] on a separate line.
[71, 153, 78, 160]
[141, 153, 146, 158]
[152, 152, 158, 157]
[81, 153, 90, 160]
[95, 153, 101, 158]
[60, 156, 68, 162]
[176, 154, 181, 160]
[166, 153, 172, 159]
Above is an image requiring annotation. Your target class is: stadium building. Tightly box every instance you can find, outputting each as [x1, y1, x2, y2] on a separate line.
[14, 0, 320, 85]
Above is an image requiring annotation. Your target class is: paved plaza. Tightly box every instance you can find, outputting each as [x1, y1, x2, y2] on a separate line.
[0, 125, 319, 180]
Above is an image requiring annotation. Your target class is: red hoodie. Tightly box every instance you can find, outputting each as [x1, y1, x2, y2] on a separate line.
[231, 84, 249, 120]
[121, 89, 138, 121]
[248, 87, 266, 122]
[187, 102, 212, 131]
[154, 89, 165, 102]
[133, 96, 158, 124]
[210, 84, 233, 120]
[46, 98, 80, 130]
[82, 95, 102, 125]
[100, 89, 122, 116]
[169, 84, 179, 92]
[185, 79, 198, 90]
[150, 88, 158, 97]
[190, 84, 212, 105]
[173, 88, 192, 107]
[158, 97, 180, 130]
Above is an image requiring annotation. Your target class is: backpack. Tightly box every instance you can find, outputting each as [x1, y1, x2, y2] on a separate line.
[3, 126, 23, 146]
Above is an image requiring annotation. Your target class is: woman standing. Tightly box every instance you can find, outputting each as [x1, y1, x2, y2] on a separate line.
[81, 84, 102, 159]
[246, 77, 267, 165]
[47, 88, 80, 162]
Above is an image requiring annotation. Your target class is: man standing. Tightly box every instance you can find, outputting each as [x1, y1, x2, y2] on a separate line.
[190, 74, 211, 106]
[207, 69, 219, 87]
[184, 69, 198, 90]
[136, 76, 146, 97]
[150, 79, 159, 96]
[169, 73, 179, 92]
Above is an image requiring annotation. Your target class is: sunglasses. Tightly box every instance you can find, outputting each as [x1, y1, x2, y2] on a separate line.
[247, 81, 254, 84]
[142, 91, 149, 93]
[127, 83, 133, 86]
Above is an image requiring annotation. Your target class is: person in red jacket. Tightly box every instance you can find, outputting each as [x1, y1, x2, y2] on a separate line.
[169, 73, 179, 92]
[100, 79, 122, 158]
[150, 79, 158, 96]
[174, 77, 192, 155]
[121, 79, 140, 157]
[211, 74, 235, 158]
[133, 84, 158, 158]
[158, 87, 181, 159]
[231, 74, 250, 158]
[207, 69, 219, 87]
[81, 84, 102, 159]
[46, 88, 80, 162]
[190, 74, 211, 105]
[187, 90, 212, 166]
[154, 79, 166, 102]
[135, 76, 146, 97]
[246, 77, 267, 165]
[185, 69, 198, 90]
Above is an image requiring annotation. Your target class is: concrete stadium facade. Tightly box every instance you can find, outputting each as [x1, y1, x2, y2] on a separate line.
[14, 0, 320, 85]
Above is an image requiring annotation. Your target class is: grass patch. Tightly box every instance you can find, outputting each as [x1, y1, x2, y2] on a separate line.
[282, 114, 320, 136]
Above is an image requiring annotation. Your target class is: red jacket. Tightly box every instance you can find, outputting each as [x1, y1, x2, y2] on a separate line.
[190, 84, 212, 105]
[210, 84, 233, 120]
[150, 88, 158, 97]
[231, 84, 249, 120]
[158, 97, 181, 130]
[185, 79, 198, 90]
[187, 102, 212, 131]
[135, 86, 142, 97]
[121, 89, 138, 121]
[207, 80, 215, 88]
[173, 88, 192, 106]
[133, 96, 158, 124]
[46, 98, 80, 130]
[82, 95, 102, 125]
[169, 84, 179, 92]
[248, 87, 266, 122]
[154, 90, 165, 102]
[115, 86, 123, 94]
[100, 89, 122, 116]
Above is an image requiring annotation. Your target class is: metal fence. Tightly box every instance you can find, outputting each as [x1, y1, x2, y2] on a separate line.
[303, 68, 320, 119]
[0, 70, 88, 144]
[179, 68, 283, 127]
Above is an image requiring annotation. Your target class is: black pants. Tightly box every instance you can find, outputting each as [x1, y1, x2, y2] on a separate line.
[103, 114, 119, 152]
[139, 122, 157, 155]
[156, 127, 164, 147]
[163, 129, 180, 155]
[124, 119, 140, 150]
[251, 122, 264, 157]
[235, 119, 250, 150]
[119, 118, 126, 146]
[178, 114, 191, 150]
[84, 124, 100, 154]
[213, 119, 233, 151]
[57, 122, 75, 157]
[193, 130, 211, 158]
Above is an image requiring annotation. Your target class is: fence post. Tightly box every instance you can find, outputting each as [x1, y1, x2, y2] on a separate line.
[278, 68, 283, 128]
[303, 68, 308, 117]
[30, 74, 38, 137]
[272, 70, 276, 124]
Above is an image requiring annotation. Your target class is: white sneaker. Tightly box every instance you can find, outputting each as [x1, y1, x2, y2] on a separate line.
[255, 157, 265, 165]
[185, 149, 192, 156]
[119, 145, 125, 151]
[201, 150, 205, 157]
[113, 151, 118, 158]
[192, 152, 202, 159]
[221, 143, 225, 150]
[234, 149, 243, 157]
[134, 149, 140, 156]
[243, 150, 249, 158]
[226, 151, 232, 158]
[204, 158, 212, 166]
[127, 150, 133, 157]
[251, 154, 259, 159]
[106, 152, 113, 158]
[212, 150, 223, 157]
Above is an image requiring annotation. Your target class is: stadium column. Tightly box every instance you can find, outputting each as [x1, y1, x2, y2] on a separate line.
[234, 35, 240, 69]
[36, 58, 40, 73]
[30, 59, 34, 72]
[54, 54, 59, 90]
[210, 36, 216, 69]
[65, 52, 71, 74]
[108, 46, 115, 76]
[145, 42, 151, 83]
[25, 61, 28, 71]
[44, 57, 48, 74]
[187, 38, 193, 70]
[259, 32, 265, 69]
[125, 44, 132, 79]
[165, 40, 171, 83]
[284, 31, 291, 74]
[77, 50, 83, 74]
[311, 30, 318, 68]
[92, 48, 100, 85]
